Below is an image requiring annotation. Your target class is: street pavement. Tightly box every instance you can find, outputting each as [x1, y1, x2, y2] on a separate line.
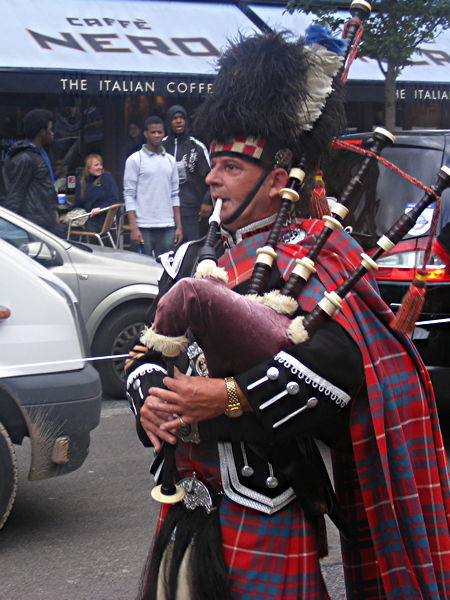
[0, 400, 348, 599]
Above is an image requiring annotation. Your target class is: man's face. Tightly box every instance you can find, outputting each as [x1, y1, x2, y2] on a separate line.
[171, 112, 186, 135]
[144, 124, 165, 149]
[206, 155, 287, 231]
[41, 121, 54, 146]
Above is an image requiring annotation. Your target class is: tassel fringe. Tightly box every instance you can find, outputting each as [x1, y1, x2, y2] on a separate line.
[140, 327, 189, 358]
[288, 316, 310, 344]
[195, 261, 229, 283]
[391, 272, 427, 335]
[245, 290, 298, 315]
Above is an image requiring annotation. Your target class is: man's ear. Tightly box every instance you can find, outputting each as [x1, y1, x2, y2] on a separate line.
[268, 168, 289, 199]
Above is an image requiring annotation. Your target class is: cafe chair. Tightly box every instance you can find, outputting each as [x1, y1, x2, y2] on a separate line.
[117, 209, 132, 250]
[67, 203, 122, 248]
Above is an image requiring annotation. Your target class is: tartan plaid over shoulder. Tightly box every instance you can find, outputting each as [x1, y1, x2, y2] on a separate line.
[219, 219, 450, 600]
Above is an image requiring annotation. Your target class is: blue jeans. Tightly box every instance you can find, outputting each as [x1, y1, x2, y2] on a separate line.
[139, 227, 175, 260]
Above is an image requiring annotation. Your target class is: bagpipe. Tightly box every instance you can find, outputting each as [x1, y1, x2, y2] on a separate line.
[129, 149, 449, 600]
[136, 154, 449, 501]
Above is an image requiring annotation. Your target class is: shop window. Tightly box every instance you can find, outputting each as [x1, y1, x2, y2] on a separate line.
[410, 102, 443, 129]
[53, 99, 104, 174]
[0, 97, 105, 197]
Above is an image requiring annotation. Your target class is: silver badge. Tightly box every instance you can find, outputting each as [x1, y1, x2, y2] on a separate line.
[187, 342, 209, 377]
[280, 228, 307, 245]
[195, 353, 209, 377]
[177, 421, 200, 444]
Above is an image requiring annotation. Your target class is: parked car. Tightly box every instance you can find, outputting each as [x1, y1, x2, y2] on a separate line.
[0, 207, 162, 397]
[0, 239, 102, 529]
[323, 130, 450, 414]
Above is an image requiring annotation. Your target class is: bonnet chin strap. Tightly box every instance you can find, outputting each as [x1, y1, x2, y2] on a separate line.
[222, 169, 269, 226]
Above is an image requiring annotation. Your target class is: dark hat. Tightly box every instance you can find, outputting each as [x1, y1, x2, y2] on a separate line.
[193, 27, 346, 171]
[167, 105, 187, 121]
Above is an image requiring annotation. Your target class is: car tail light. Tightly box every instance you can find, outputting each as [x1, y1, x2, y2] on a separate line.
[0, 305, 11, 320]
[375, 245, 450, 283]
[423, 267, 448, 282]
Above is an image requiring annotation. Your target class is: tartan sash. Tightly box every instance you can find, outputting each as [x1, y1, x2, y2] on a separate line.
[218, 218, 450, 599]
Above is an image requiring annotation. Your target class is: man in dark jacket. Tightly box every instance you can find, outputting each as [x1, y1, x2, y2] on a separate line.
[4, 108, 61, 234]
[164, 105, 212, 241]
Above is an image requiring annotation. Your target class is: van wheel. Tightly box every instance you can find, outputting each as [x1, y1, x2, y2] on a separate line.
[92, 303, 149, 399]
[0, 422, 18, 530]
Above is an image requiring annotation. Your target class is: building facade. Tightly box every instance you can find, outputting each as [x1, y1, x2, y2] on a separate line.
[0, 0, 448, 191]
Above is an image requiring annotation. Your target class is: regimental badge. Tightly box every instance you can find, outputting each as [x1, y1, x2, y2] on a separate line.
[280, 228, 307, 245]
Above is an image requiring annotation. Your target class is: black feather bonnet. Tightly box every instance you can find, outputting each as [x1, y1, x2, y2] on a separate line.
[193, 29, 347, 170]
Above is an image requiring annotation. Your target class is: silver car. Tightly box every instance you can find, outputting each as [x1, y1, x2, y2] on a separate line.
[0, 206, 162, 397]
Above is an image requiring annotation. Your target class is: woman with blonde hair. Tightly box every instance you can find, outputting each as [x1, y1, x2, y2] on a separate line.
[74, 153, 120, 232]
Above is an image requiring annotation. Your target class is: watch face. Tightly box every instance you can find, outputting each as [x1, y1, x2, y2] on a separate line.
[226, 406, 243, 418]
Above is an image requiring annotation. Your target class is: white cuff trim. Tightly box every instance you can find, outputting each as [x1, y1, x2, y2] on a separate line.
[126, 362, 167, 390]
[273, 350, 351, 408]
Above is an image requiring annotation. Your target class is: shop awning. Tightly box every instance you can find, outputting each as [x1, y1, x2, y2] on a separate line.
[251, 5, 450, 85]
[0, 0, 261, 95]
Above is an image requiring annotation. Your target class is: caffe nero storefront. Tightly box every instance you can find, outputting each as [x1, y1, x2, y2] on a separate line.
[0, 0, 448, 192]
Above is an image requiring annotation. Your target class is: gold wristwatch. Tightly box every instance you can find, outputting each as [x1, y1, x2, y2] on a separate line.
[224, 377, 243, 418]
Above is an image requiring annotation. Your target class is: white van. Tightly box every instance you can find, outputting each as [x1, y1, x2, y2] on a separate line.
[0, 239, 102, 529]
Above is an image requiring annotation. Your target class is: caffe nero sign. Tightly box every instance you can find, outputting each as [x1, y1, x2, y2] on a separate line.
[396, 85, 449, 103]
[0, 71, 216, 96]
[0, 1, 449, 98]
[21, 15, 219, 95]
[0, 0, 252, 95]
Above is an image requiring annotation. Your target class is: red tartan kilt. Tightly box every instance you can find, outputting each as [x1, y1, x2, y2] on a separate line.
[155, 441, 331, 600]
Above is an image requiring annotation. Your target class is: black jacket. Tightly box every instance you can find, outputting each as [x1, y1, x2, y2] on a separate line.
[126, 238, 363, 523]
[3, 140, 57, 231]
[164, 116, 210, 217]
